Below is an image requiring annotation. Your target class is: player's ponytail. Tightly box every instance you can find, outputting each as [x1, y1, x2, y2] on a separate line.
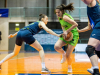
[39, 14, 46, 21]
[56, 3, 74, 13]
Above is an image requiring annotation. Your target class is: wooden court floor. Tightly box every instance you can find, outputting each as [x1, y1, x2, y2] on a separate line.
[0, 52, 100, 75]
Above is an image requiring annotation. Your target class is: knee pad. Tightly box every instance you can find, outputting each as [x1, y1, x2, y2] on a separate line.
[95, 50, 100, 58]
[86, 45, 96, 58]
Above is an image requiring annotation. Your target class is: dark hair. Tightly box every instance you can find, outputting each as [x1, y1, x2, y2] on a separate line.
[56, 3, 74, 13]
[39, 14, 46, 21]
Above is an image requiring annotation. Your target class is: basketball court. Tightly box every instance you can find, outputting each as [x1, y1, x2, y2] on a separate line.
[0, 0, 100, 75]
[0, 51, 99, 75]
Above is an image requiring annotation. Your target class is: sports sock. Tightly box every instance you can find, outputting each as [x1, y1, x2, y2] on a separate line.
[41, 62, 46, 69]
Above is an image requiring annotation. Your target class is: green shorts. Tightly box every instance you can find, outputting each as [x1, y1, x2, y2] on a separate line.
[59, 35, 79, 46]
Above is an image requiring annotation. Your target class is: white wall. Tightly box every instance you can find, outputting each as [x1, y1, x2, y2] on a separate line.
[0, 18, 9, 50]
[75, 44, 87, 52]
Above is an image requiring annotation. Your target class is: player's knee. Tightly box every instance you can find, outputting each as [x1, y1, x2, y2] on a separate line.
[54, 45, 61, 51]
[37, 47, 43, 51]
[66, 54, 70, 59]
[85, 45, 96, 58]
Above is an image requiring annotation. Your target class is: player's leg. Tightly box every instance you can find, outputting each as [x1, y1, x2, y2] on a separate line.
[66, 44, 75, 73]
[65, 35, 79, 73]
[87, 43, 100, 74]
[22, 30, 50, 72]
[0, 44, 21, 70]
[30, 40, 44, 63]
[54, 39, 66, 63]
[1, 44, 21, 63]
[86, 38, 99, 74]
[0, 31, 22, 67]
[30, 40, 50, 72]
[54, 39, 66, 54]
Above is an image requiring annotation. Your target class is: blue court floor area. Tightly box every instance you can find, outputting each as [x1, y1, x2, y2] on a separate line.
[17, 74, 89, 75]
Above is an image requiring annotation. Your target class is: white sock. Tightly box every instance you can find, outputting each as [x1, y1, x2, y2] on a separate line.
[93, 66, 99, 69]
[0, 60, 4, 64]
[41, 62, 45, 69]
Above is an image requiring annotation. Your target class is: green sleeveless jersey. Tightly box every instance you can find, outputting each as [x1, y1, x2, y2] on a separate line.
[59, 13, 79, 36]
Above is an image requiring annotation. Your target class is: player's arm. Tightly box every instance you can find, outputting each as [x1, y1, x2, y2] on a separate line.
[77, 18, 91, 33]
[8, 31, 18, 39]
[63, 15, 78, 34]
[40, 22, 60, 37]
[61, 26, 65, 32]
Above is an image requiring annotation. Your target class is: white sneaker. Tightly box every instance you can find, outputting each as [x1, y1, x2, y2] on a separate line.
[68, 74, 72, 75]
[68, 65, 72, 73]
[87, 67, 93, 74]
[61, 53, 66, 64]
[41, 67, 51, 73]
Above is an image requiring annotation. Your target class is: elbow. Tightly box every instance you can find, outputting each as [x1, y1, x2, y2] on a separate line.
[88, 26, 91, 30]
[89, 27, 91, 30]
[74, 23, 78, 27]
[76, 23, 78, 27]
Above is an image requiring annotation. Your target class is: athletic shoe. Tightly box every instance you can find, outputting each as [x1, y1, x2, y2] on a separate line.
[68, 65, 72, 73]
[61, 53, 66, 63]
[93, 73, 100, 75]
[93, 69, 100, 75]
[41, 67, 51, 72]
[87, 67, 93, 74]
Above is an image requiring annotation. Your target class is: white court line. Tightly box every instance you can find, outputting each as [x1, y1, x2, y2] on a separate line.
[75, 53, 100, 62]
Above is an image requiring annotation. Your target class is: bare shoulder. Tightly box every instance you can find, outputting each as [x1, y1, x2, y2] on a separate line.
[39, 21, 45, 25]
[63, 15, 71, 21]
[38, 21, 46, 28]
[38, 21, 43, 28]
[91, 0, 96, 7]
[63, 15, 73, 23]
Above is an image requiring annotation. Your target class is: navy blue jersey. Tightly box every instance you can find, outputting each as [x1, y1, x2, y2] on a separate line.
[87, 1, 100, 29]
[21, 21, 42, 35]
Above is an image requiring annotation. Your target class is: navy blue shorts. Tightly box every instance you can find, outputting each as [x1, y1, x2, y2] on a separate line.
[90, 28, 100, 40]
[16, 30, 36, 46]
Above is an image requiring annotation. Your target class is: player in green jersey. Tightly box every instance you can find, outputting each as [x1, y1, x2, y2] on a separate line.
[54, 3, 79, 73]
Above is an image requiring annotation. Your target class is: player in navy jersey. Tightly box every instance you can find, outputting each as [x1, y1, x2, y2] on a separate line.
[0, 14, 60, 72]
[77, 0, 100, 75]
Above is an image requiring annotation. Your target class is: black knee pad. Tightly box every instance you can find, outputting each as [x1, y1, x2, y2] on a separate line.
[86, 45, 96, 58]
[95, 50, 100, 58]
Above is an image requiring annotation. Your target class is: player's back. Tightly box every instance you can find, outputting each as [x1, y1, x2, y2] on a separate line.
[87, 1, 100, 28]
[22, 21, 42, 35]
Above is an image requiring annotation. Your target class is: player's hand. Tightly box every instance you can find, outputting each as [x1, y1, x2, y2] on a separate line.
[63, 31, 68, 35]
[8, 34, 13, 39]
[59, 34, 63, 37]
[62, 31, 68, 39]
